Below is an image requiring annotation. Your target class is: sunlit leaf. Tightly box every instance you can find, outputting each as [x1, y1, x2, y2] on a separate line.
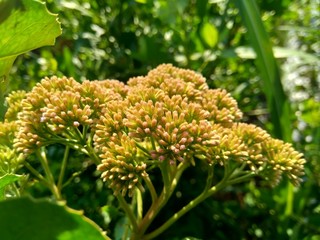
[0, 197, 110, 240]
[0, 173, 21, 200]
[200, 22, 218, 48]
[0, 0, 61, 118]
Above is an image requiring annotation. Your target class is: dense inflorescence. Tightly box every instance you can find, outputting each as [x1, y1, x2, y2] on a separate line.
[8, 64, 306, 196]
[0, 91, 26, 175]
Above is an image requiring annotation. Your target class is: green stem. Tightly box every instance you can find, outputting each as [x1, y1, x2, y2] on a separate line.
[143, 167, 256, 239]
[36, 148, 61, 200]
[134, 161, 189, 239]
[135, 142, 152, 156]
[142, 174, 158, 204]
[150, 136, 156, 150]
[23, 161, 50, 187]
[136, 188, 143, 221]
[57, 146, 70, 191]
[143, 175, 225, 240]
[226, 171, 256, 185]
[83, 144, 100, 165]
[284, 181, 294, 216]
[117, 194, 138, 232]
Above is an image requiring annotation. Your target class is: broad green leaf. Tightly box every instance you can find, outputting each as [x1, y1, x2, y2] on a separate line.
[0, 173, 21, 200]
[0, 0, 61, 118]
[0, 197, 110, 240]
[0, 0, 61, 58]
[200, 22, 218, 48]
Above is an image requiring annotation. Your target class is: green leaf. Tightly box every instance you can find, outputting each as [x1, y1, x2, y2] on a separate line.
[200, 22, 218, 48]
[0, 0, 61, 59]
[236, 0, 291, 141]
[300, 99, 320, 128]
[0, 0, 61, 118]
[0, 173, 21, 200]
[0, 197, 110, 240]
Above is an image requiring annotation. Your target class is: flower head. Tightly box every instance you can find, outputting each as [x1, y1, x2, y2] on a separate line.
[0, 122, 24, 175]
[261, 139, 306, 186]
[14, 76, 126, 155]
[5, 90, 26, 121]
[97, 133, 148, 196]
[10, 64, 306, 196]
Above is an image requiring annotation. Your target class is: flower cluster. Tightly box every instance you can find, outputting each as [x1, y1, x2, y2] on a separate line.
[97, 133, 148, 197]
[10, 64, 306, 196]
[0, 91, 26, 175]
[0, 121, 23, 175]
[13, 76, 126, 154]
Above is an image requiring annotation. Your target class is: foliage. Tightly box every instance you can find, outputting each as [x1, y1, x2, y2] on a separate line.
[0, 64, 306, 239]
[0, 0, 61, 118]
[0, 197, 109, 240]
[1, 0, 319, 239]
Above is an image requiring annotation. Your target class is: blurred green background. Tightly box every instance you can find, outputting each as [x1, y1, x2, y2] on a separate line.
[8, 0, 320, 239]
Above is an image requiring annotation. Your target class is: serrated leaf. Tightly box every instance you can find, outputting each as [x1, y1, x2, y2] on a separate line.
[0, 0, 61, 118]
[0, 197, 110, 240]
[0, 0, 61, 58]
[0, 173, 21, 200]
[200, 22, 218, 48]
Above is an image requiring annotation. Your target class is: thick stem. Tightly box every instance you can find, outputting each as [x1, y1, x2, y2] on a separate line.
[83, 144, 100, 165]
[117, 194, 138, 233]
[143, 167, 255, 239]
[24, 161, 50, 188]
[135, 188, 143, 221]
[133, 161, 189, 239]
[142, 174, 158, 204]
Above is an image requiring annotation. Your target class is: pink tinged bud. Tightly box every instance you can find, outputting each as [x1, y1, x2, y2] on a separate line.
[159, 139, 167, 146]
[150, 152, 158, 159]
[159, 155, 166, 161]
[73, 121, 80, 127]
[144, 128, 151, 134]
[163, 132, 170, 141]
[179, 138, 187, 144]
[177, 156, 184, 162]
[137, 127, 145, 134]
[179, 145, 186, 150]
[142, 121, 148, 128]
[40, 117, 46, 122]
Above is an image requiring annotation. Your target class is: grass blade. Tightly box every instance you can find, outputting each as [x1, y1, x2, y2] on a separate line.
[235, 0, 291, 141]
